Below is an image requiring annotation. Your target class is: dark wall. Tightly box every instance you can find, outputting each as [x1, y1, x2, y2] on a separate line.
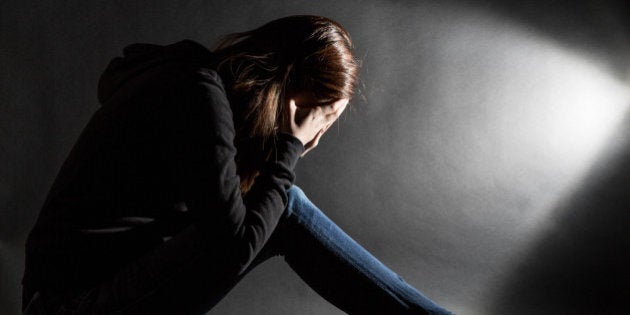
[2, 0, 628, 314]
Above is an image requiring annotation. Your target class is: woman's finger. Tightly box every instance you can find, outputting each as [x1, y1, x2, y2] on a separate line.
[324, 100, 347, 119]
[325, 98, 348, 113]
[310, 129, 324, 148]
[323, 108, 344, 124]
[300, 129, 325, 157]
[322, 122, 333, 133]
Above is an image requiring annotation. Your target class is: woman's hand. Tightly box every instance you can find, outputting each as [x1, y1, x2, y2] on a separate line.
[281, 97, 348, 157]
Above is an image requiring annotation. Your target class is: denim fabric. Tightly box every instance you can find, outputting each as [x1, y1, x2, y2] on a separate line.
[261, 185, 453, 315]
[26, 185, 452, 315]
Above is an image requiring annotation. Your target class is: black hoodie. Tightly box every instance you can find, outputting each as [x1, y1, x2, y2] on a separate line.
[22, 40, 304, 297]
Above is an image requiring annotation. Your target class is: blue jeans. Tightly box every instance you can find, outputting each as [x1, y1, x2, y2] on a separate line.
[26, 185, 452, 314]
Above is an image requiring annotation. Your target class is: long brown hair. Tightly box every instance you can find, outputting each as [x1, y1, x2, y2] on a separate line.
[209, 15, 361, 193]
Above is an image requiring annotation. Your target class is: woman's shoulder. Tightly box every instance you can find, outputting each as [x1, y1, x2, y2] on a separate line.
[98, 40, 224, 104]
[188, 66, 227, 92]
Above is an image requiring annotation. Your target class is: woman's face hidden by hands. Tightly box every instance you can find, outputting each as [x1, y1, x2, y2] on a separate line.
[283, 91, 349, 156]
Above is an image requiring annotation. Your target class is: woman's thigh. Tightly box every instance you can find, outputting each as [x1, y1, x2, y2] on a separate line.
[46, 225, 249, 314]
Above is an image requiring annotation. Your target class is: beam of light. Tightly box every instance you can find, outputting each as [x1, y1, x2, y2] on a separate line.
[526, 52, 629, 178]
[429, 11, 630, 233]
[410, 10, 629, 314]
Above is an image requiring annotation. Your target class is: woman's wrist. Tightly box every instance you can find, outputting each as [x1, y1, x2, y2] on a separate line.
[277, 132, 306, 153]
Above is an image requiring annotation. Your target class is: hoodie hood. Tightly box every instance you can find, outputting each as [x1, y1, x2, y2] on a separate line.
[97, 39, 215, 104]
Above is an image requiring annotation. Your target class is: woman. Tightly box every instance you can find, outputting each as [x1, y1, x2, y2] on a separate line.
[22, 15, 452, 314]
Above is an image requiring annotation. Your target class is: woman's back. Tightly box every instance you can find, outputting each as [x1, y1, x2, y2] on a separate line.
[24, 40, 225, 295]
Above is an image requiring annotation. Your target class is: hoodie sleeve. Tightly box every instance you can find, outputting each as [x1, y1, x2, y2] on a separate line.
[163, 68, 304, 272]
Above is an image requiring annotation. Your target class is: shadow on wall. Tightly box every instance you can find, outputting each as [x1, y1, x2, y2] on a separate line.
[490, 110, 630, 314]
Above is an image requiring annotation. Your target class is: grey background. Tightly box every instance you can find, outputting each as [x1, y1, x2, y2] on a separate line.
[2, 0, 629, 314]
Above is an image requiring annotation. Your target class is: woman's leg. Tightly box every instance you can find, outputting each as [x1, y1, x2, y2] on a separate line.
[275, 185, 453, 315]
[38, 224, 280, 315]
[34, 184, 451, 315]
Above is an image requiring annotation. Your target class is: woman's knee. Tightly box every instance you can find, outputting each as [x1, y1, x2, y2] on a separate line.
[287, 184, 306, 199]
[285, 185, 313, 218]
